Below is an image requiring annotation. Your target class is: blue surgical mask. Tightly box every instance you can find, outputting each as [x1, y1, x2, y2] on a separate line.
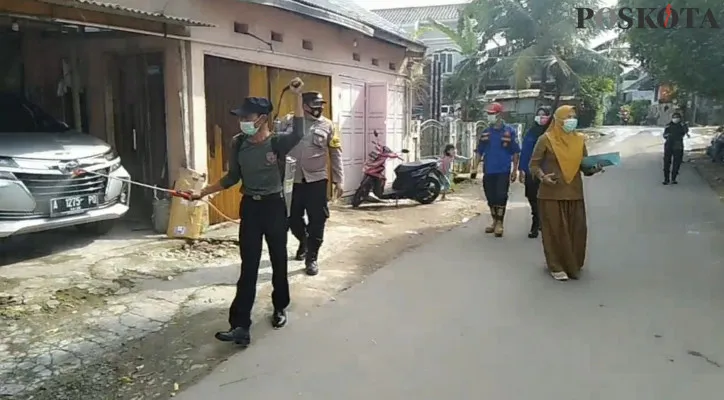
[562, 118, 578, 133]
[240, 121, 259, 136]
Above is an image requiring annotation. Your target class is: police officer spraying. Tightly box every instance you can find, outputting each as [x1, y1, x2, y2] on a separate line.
[188, 78, 306, 346]
[662, 111, 690, 185]
[285, 91, 343, 276]
[475, 102, 520, 238]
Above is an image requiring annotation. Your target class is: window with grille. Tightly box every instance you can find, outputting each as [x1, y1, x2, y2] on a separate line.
[433, 52, 454, 74]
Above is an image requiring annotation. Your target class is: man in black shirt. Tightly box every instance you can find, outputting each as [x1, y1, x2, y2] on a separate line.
[662, 112, 689, 185]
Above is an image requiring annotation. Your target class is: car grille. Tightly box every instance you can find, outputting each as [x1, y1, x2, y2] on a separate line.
[9, 170, 109, 217]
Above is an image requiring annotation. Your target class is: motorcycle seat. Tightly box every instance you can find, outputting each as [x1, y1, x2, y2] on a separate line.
[395, 160, 436, 174]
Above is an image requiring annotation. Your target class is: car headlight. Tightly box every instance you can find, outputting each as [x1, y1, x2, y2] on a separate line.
[104, 149, 119, 161]
[0, 156, 19, 169]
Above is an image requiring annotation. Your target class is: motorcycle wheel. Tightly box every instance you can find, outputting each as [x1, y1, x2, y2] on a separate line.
[351, 186, 369, 208]
[415, 176, 441, 205]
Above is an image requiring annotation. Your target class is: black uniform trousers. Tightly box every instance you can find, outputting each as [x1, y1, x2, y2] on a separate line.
[229, 193, 290, 330]
[289, 179, 329, 259]
[524, 173, 540, 226]
[482, 173, 511, 207]
[663, 142, 684, 180]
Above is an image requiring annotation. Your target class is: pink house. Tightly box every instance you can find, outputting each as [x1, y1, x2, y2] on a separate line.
[5, 0, 425, 222]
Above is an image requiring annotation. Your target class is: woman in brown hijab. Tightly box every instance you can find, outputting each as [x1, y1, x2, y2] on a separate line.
[529, 105, 603, 281]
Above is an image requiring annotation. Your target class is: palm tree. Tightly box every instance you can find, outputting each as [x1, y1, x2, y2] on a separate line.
[426, 15, 499, 119]
[465, 0, 623, 107]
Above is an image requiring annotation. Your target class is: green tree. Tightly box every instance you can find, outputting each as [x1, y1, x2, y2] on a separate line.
[622, 0, 724, 99]
[427, 16, 495, 120]
[462, 0, 623, 106]
[578, 76, 615, 127]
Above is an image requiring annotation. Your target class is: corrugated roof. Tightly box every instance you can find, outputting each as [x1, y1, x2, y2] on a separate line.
[372, 3, 468, 26]
[38, 0, 215, 27]
[292, 0, 419, 45]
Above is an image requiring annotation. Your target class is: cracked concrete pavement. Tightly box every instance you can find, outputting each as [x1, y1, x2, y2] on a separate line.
[0, 185, 483, 399]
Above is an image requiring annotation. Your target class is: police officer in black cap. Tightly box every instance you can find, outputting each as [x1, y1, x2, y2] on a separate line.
[189, 78, 305, 347]
[283, 91, 343, 276]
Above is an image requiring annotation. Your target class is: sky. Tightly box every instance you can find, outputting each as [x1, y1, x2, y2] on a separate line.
[355, 0, 618, 10]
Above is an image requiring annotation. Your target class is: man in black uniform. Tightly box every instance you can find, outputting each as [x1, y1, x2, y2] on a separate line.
[662, 111, 689, 185]
[189, 78, 305, 347]
[285, 91, 343, 276]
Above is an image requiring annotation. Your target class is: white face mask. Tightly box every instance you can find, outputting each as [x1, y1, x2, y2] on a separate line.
[562, 118, 578, 133]
[672, 118, 680, 123]
[240, 121, 259, 136]
[487, 114, 498, 124]
[534, 115, 550, 125]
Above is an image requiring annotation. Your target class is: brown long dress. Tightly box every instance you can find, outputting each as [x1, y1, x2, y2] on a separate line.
[528, 134, 590, 278]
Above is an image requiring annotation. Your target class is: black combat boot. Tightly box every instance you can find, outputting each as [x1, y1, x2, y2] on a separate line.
[295, 236, 307, 261]
[663, 173, 670, 185]
[214, 327, 251, 347]
[305, 239, 321, 276]
[528, 219, 539, 238]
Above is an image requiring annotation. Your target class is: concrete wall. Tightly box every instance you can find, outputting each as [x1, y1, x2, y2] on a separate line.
[172, 0, 410, 174]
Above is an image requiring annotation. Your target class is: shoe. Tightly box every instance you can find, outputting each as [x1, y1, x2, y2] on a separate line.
[662, 179, 669, 185]
[485, 207, 496, 234]
[550, 271, 569, 281]
[271, 309, 287, 329]
[305, 259, 319, 276]
[672, 179, 678, 184]
[527, 219, 539, 239]
[215, 327, 251, 346]
[295, 240, 307, 261]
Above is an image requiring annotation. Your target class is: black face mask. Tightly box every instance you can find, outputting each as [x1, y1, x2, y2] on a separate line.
[309, 107, 323, 118]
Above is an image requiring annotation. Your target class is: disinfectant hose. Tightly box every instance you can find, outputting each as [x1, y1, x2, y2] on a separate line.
[72, 168, 241, 224]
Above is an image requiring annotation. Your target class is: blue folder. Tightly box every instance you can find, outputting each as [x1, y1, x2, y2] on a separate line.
[581, 152, 621, 168]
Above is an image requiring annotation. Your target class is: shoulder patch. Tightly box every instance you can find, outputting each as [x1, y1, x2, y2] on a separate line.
[329, 134, 342, 149]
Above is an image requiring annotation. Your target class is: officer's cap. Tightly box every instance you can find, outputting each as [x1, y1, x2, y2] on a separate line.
[230, 97, 273, 117]
[302, 92, 326, 108]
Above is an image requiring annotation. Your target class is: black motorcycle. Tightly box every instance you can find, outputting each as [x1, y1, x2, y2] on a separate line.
[351, 132, 443, 208]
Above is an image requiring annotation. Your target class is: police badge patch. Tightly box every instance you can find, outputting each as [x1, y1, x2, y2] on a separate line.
[266, 151, 277, 164]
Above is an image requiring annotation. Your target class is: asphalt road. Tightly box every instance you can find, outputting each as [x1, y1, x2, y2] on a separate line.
[176, 128, 724, 400]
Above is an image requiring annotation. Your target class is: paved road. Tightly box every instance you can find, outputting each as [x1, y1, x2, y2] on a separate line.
[176, 129, 724, 400]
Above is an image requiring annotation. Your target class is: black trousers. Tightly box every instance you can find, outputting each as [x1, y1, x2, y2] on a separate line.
[524, 173, 540, 225]
[663, 143, 684, 179]
[289, 179, 329, 259]
[482, 173, 510, 207]
[229, 194, 290, 330]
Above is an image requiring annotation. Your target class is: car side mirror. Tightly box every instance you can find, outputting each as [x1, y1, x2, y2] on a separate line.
[401, 149, 410, 154]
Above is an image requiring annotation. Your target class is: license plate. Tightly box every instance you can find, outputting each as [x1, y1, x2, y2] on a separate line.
[50, 194, 101, 216]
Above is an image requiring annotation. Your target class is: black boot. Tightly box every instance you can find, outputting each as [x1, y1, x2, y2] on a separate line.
[663, 174, 670, 185]
[671, 174, 678, 184]
[528, 218, 539, 238]
[305, 239, 320, 276]
[214, 327, 251, 346]
[295, 236, 307, 261]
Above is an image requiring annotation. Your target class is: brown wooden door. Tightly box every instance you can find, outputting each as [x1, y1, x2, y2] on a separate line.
[113, 52, 167, 219]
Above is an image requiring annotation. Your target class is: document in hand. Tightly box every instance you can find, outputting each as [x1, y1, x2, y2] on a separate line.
[581, 152, 621, 169]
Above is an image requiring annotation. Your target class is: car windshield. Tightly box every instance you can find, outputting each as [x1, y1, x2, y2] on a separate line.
[0, 93, 70, 133]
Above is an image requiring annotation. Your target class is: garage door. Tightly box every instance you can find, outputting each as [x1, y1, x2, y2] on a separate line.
[204, 55, 250, 224]
[386, 84, 406, 179]
[338, 78, 366, 193]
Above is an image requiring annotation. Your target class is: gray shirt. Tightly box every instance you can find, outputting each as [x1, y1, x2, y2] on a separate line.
[220, 117, 304, 196]
[282, 114, 344, 185]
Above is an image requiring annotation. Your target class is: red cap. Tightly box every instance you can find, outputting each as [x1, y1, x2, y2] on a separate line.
[485, 102, 503, 114]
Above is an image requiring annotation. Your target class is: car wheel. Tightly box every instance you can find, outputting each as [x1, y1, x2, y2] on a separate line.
[76, 220, 116, 236]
